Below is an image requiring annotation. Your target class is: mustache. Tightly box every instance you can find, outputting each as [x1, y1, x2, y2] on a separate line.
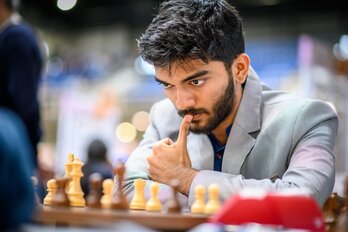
[177, 108, 209, 118]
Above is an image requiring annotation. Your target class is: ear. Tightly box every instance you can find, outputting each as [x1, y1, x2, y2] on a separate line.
[231, 53, 250, 84]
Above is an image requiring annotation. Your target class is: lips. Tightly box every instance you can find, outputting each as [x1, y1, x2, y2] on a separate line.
[191, 114, 201, 121]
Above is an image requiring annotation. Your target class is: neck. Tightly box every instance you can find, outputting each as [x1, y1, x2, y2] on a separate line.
[211, 86, 243, 145]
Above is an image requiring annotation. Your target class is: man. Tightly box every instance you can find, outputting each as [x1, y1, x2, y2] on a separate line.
[0, 0, 43, 167]
[81, 139, 113, 195]
[123, 0, 338, 206]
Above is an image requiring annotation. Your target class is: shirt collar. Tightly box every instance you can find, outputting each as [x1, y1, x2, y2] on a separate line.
[208, 124, 232, 147]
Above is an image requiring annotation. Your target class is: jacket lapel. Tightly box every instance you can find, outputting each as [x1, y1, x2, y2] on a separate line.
[222, 68, 262, 174]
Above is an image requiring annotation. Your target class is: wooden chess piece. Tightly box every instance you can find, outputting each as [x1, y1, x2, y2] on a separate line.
[336, 177, 348, 232]
[52, 177, 70, 207]
[86, 173, 102, 208]
[31, 176, 41, 205]
[130, 179, 146, 210]
[323, 192, 345, 231]
[166, 179, 182, 213]
[191, 185, 205, 214]
[43, 179, 57, 205]
[101, 179, 114, 209]
[67, 157, 86, 207]
[64, 153, 74, 193]
[204, 184, 221, 214]
[110, 161, 128, 210]
[145, 182, 162, 212]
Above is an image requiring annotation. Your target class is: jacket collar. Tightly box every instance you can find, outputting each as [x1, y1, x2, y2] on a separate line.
[221, 67, 262, 174]
[234, 67, 262, 134]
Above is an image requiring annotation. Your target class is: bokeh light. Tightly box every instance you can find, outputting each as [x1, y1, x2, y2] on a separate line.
[115, 122, 137, 143]
[57, 0, 77, 11]
[132, 111, 149, 132]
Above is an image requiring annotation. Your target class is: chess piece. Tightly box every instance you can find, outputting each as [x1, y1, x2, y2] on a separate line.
[52, 177, 70, 207]
[43, 179, 57, 205]
[191, 185, 205, 214]
[205, 184, 221, 214]
[323, 192, 345, 230]
[64, 153, 74, 193]
[110, 161, 128, 210]
[336, 177, 348, 232]
[145, 182, 162, 212]
[67, 157, 86, 207]
[31, 176, 41, 205]
[130, 179, 146, 210]
[166, 179, 182, 213]
[101, 179, 114, 209]
[86, 173, 102, 208]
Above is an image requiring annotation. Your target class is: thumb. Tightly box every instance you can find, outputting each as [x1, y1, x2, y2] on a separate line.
[176, 114, 193, 147]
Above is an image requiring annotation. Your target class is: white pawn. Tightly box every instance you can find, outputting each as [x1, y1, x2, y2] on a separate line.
[130, 179, 146, 210]
[43, 179, 57, 205]
[204, 184, 221, 214]
[145, 182, 162, 212]
[101, 179, 114, 209]
[191, 185, 205, 214]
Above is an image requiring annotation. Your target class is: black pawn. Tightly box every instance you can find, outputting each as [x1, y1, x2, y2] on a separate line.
[86, 173, 103, 208]
[52, 177, 70, 207]
[167, 179, 182, 213]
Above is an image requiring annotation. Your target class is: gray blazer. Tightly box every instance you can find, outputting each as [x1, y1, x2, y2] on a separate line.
[123, 69, 338, 206]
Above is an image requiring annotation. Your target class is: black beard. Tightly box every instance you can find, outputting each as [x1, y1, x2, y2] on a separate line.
[177, 73, 235, 134]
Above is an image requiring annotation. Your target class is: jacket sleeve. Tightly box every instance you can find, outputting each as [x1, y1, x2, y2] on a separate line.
[188, 100, 338, 206]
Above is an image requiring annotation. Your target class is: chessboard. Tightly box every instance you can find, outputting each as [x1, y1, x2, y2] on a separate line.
[34, 205, 208, 231]
[35, 153, 348, 231]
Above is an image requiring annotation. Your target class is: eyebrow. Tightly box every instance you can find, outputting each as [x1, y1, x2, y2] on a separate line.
[155, 70, 209, 86]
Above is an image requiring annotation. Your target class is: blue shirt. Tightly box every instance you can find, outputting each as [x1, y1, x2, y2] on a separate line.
[208, 125, 232, 172]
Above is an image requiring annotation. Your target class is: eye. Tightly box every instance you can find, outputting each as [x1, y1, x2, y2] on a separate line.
[159, 82, 173, 89]
[190, 79, 205, 86]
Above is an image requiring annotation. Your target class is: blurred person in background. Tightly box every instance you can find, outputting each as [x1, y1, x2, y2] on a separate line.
[0, 107, 35, 231]
[81, 139, 114, 195]
[0, 0, 43, 168]
[123, 0, 338, 207]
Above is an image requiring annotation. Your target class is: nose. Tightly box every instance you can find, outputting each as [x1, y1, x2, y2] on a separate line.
[175, 87, 195, 110]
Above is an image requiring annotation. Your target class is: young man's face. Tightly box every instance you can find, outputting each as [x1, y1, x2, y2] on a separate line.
[154, 59, 236, 134]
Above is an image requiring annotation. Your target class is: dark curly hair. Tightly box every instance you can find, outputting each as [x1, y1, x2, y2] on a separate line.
[138, 0, 244, 71]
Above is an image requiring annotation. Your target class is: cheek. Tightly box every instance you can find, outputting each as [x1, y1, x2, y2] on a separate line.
[201, 89, 220, 108]
[164, 89, 176, 104]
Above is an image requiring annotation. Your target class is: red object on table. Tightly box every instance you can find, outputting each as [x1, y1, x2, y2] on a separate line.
[209, 189, 325, 232]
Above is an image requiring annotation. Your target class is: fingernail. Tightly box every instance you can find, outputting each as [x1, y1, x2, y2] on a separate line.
[186, 114, 193, 123]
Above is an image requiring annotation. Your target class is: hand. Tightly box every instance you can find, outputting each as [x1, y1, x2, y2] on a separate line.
[147, 115, 197, 195]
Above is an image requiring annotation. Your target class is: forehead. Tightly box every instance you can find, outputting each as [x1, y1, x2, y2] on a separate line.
[156, 59, 206, 75]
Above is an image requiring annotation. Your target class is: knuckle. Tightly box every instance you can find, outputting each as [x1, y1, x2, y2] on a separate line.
[147, 165, 152, 173]
[147, 153, 153, 163]
[152, 143, 161, 153]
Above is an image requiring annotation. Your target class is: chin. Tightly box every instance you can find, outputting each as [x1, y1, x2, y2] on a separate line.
[189, 123, 210, 135]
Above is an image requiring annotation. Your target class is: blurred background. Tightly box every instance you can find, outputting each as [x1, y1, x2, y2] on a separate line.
[18, 0, 348, 192]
